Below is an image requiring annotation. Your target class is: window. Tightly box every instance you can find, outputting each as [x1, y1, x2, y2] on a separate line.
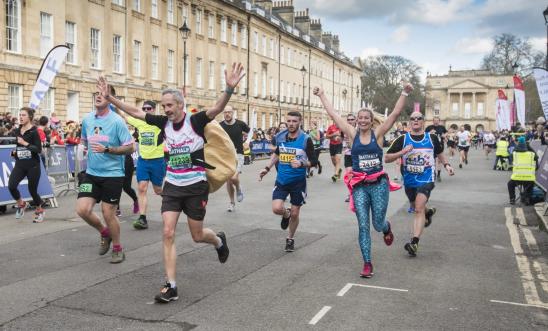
[241, 74, 247, 95]
[241, 26, 247, 49]
[208, 14, 214, 38]
[287, 47, 292, 66]
[231, 21, 237, 46]
[220, 17, 227, 42]
[208, 61, 215, 90]
[151, 46, 159, 79]
[452, 102, 459, 116]
[280, 46, 284, 64]
[464, 103, 471, 119]
[261, 68, 267, 98]
[113, 35, 122, 73]
[133, 0, 140, 12]
[41, 89, 54, 116]
[167, 0, 174, 24]
[269, 77, 274, 97]
[196, 57, 202, 88]
[6, 0, 21, 52]
[151, 0, 158, 18]
[269, 38, 274, 59]
[40, 12, 53, 58]
[253, 31, 258, 52]
[182, 4, 189, 24]
[253, 72, 258, 97]
[287, 81, 291, 99]
[262, 35, 267, 56]
[112, 0, 125, 6]
[477, 102, 484, 117]
[220, 63, 227, 91]
[133, 40, 141, 76]
[280, 80, 284, 99]
[90, 28, 101, 68]
[195, 9, 202, 34]
[65, 21, 77, 64]
[8, 84, 22, 115]
[167, 50, 175, 83]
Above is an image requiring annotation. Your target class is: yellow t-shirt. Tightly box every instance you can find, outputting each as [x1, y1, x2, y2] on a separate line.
[127, 116, 164, 159]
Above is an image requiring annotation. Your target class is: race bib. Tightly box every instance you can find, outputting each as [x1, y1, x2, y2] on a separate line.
[140, 132, 155, 146]
[279, 146, 297, 163]
[404, 150, 433, 174]
[168, 146, 192, 169]
[16, 147, 32, 160]
[406, 165, 425, 174]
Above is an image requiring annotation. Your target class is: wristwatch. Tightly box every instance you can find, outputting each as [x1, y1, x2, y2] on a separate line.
[105, 146, 110, 153]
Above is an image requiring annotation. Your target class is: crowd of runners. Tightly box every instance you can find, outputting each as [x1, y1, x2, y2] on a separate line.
[7, 61, 544, 303]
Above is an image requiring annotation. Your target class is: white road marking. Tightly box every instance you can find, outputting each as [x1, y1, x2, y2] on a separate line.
[490, 299, 548, 310]
[504, 207, 543, 305]
[522, 227, 541, 256]
[532, 261, 548, 293]
[308, 306, 331, 325]
[515, 207, 527, 226]
[337, 283, 408, 297]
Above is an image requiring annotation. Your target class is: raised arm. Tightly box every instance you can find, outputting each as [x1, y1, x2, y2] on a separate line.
[205, 63, 246, 120]
[97, 76, 146, 120]
[313, 87, 355, 139]
[375, 83, 413, 139]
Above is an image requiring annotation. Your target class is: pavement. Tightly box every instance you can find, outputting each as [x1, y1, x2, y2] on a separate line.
[0, 148, 547, 330]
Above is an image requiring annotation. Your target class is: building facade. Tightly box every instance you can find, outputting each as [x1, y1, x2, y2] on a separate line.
[425, 69, 514, 132]
[0, 0, 361, 130]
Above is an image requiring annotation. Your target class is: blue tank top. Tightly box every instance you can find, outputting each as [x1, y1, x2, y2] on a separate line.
[351, 130, 383, 174]
[402, 132, 435, 187]
[275, 130, 309, 185]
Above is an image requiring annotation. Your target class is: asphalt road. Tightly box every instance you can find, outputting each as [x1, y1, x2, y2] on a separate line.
[0, 148, 547, 330]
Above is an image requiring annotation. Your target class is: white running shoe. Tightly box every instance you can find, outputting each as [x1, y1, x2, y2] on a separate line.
[236, 188, 244, 203]
[227, 203, 235, 212]
[15, 202, 27, 219]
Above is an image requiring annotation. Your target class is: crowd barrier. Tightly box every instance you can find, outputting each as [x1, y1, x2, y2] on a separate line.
[529, 140, 548, 215]
[250, 140, 272, 155]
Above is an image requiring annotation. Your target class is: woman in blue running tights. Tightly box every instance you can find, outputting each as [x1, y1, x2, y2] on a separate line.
[314, 83, 413, 278]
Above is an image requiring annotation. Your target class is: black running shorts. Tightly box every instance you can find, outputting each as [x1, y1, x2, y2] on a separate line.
[77, 174, 124, 204]
[404, 182, 435, 203]
[344, 155, 352, 168]
[329, 144, 342, 156]
[160, 181, 209, 220]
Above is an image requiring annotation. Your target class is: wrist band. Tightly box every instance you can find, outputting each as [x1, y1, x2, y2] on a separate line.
[265, 166, 270, 172]
[401, 91, 409, 97]
[225, 87, 235, 95]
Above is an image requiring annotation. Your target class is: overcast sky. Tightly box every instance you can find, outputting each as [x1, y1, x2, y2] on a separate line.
[295, 0, 547, 78]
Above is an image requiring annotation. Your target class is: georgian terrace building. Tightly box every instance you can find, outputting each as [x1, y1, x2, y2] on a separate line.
[424, 69, 514, 132]
[0, 0, 361, 130]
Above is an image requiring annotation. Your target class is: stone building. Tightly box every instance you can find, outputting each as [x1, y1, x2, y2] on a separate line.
[0, 0, 361, 130]
[425, 69, 514, 132]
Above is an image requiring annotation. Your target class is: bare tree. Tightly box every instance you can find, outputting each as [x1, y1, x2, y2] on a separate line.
[481, 33, 544, 76]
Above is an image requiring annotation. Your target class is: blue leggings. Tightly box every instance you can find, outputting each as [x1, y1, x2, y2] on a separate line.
[352, 177, 390, 263]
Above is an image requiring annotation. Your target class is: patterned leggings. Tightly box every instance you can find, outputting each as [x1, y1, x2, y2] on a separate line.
[352, 177, 390, 263]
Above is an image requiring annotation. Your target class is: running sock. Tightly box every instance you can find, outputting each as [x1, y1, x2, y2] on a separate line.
[168, 280, 176, 288]
[411, 237, 420, 245]
[100, 228, 110, 238]
[215, 236, 223, 249]
[112, 244, 122, 252]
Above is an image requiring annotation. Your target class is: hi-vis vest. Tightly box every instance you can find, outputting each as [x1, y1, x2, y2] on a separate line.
[496, 140, 509, 157]
[511, 151, 536, 181]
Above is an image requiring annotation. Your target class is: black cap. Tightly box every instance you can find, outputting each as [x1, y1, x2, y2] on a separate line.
[143, 100, 156, 108]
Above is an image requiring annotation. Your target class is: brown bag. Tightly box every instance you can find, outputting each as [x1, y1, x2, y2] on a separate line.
[203, 120, 237, 193]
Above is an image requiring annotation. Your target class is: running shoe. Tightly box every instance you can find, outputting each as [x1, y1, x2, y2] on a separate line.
[360, 262, 373, 278]
[227, 203, 235, 212]
[425, 207, 436, 228]
[155, 282, 179, 303]
[318, 164, 322, 174]
[437, 173, 442, 182]
[99, 235, 112, 255]
[404, 242, 418, 257]
[116, 208, 122, 217]
[133, 217, 148, 230]
[393, 176, 399, 181]
[345, 195, 350, 203]
[383, 222, 394, 246]
[280, 208, 291, 230]
[309, 169, 314, 177]
[337, 168, 342, 178]
[459, 164, 462, 169]
[236, 188, 244, 203]
[407, 206, 415, 213]
[216, 232, 229, 263]
[331, 174, 337, 182]
[465, 159, 468, 165]
[15, 202, 27, 219]
[285, 238, 295, 252]
[132, 201, 140, 214]
[110, 250, 125, 264]
[33, 208, 45, 223]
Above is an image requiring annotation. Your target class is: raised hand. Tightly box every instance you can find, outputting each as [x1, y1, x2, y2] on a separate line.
[313, 87, 324, 96]
[225, 63, 246, 89]
[403, 82, 414, 94]
[96, 76, 110, 99]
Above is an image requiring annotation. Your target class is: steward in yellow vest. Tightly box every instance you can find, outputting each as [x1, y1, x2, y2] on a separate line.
[508, 137, 538, 205]
[494, 137, 510, 170]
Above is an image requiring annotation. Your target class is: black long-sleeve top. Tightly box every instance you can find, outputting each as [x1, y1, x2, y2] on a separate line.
[13, 126, 42, 165]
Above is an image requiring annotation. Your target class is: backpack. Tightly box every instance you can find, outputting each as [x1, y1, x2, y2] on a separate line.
[203, 120, 237, 193]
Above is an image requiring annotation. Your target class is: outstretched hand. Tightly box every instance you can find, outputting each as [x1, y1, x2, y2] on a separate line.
[226, 63, 246, 89]
[96, 76, 110, 99]
[313, 87, 324, 97]
[403, 82, 414, 94]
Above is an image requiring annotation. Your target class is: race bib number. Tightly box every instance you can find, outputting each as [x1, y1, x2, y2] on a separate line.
[140, 132, 155, 146]
[406, 165, 425, 174]
[79, 183, 93, 193]
[168, 146, 192, 169]
[279, 146, 297, 164]
[279, 153, 295, 163]
[404, 150, 433, 175]
[16, 147, 32, 159]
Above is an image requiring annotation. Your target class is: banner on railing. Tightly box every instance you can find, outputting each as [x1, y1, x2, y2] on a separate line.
[0, 146, 54, 206]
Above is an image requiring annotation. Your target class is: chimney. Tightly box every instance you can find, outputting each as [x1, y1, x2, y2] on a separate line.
[322, 32, 333, 49]
[309, 18, 322, 41]
[272, 1, 295, 26]
[332, 34, 340, 52]
[253, 0, 273, 15]
[294, 8, 310, 34]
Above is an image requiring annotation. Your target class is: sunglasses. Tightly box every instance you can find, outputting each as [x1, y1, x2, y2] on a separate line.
[142, 107, 153, 111]
[410, 116, 423, 121]
[347, 118, 356, 121]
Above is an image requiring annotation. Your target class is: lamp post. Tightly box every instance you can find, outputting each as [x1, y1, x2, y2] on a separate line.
[179, 22, 191, 90]
[300, 66, 306, 129]
[544, 6, 548, 69]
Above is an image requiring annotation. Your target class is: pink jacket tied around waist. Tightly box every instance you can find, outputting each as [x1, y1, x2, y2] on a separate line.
[344, 170, 402, 212]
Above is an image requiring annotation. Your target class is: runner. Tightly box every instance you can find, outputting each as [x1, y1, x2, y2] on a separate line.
[220, 105, 250, 212]
[126, 100, 166, 229]
[8, 107, 46, 223]
[446, 127, 458, 160]
[97, 62, 245, 303]
[308, 121, 322, 177]
[385, 111, 454, 257]
[259, 111, 317, 252]
[342, 114, 356, 202]
[116, 152, 139, 218]
[425, 117, 447, 182]
[326, 121, 343, 182]
[483, 130, 496, 159]
[456, 125, 471, 168]
[315, 84, 412, 277]
[75, 91, 135, 264]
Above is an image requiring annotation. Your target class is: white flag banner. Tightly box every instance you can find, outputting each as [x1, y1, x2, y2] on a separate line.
[496, 89, 511, 131]
[533, 67, 548, 120]
[28, 45, 69, 112]
[245, 108, 256, 144]
[513, 75, 526, 127]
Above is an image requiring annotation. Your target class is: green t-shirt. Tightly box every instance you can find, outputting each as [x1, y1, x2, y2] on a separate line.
[127, 116, 164, 159]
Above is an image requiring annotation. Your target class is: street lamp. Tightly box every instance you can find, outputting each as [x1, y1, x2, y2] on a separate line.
[179, 21, 191, 90]
[544, 6, 548, 68]
[300, 66, 306, 129]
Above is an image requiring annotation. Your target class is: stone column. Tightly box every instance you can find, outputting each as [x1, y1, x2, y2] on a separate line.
[472, 92, 476, 118]
[459, 92, 463, 119]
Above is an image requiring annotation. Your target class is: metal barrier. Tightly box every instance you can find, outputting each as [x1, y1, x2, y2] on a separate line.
[529, 140, 548, 215]
[45, 144, 80, 196]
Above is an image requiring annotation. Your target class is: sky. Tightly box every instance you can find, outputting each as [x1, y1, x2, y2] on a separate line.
[294, 0, 547, 79]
